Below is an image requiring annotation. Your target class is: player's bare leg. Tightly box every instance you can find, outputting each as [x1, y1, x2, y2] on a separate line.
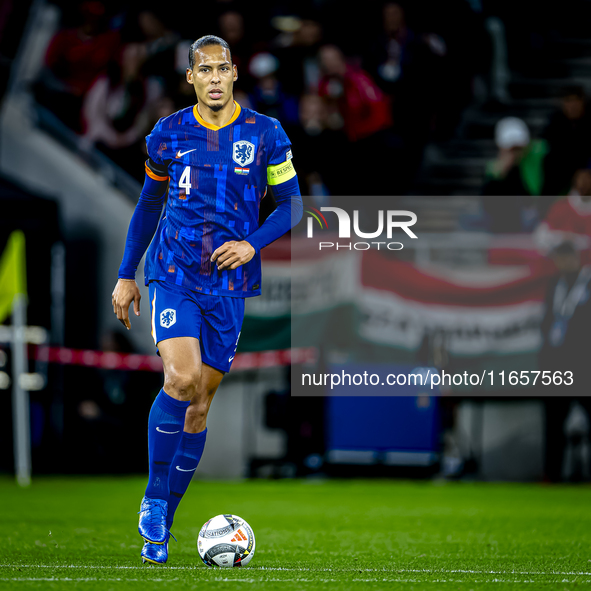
[157, 336, 225, 432]
[159, 336, 204, 403]
[183, 363, 225, 433]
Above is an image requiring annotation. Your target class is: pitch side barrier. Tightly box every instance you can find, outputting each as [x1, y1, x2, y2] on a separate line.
[29, 344, 317, 373]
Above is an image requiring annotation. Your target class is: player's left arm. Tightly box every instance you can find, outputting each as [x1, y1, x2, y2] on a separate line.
[212, 173, 302, 271]
[212, 126, 303, 271]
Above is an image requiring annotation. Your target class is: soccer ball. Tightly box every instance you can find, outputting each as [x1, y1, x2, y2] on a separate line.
[197, 514, 255, 567]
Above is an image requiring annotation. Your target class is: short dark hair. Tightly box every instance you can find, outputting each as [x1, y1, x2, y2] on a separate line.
[188, 35, 231, 69]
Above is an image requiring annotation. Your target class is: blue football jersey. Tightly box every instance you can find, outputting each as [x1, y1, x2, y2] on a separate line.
[143, 102, 294, 297]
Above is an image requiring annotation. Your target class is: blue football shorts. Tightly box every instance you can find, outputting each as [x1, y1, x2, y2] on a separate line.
[148, 280, 245, 373]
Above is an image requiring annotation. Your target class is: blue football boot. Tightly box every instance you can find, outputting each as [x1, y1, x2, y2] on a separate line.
[141, 531, 176, 565]
[138, 496, 168, 544]
[141, 538, 169, 564]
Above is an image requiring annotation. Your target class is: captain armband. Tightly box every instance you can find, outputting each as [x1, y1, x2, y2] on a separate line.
[267, 160, 296, 186]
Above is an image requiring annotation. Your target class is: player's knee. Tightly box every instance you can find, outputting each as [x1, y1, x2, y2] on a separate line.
[164, 369, 201, 401]
[184, 401, 209, 432]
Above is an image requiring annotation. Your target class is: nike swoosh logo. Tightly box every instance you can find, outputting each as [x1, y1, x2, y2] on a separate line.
[228, 356, 234, 362]
[176, 149, 197, 158]
[156, 427, 180, 434]
[176, 465, 197, 472]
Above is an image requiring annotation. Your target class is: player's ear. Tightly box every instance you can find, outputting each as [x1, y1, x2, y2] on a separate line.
[233, 64, 238, 82]
[186, 68, 193, 84]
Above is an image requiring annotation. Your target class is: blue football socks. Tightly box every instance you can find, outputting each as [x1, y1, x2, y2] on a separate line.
[167, 429, 207, 529]
[145, 389, 190, 500]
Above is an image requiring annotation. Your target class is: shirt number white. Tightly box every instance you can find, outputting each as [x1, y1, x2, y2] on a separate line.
[179, 166, 191, 195]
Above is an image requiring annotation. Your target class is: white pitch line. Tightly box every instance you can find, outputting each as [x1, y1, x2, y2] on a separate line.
[2, 578, 591, 585]
[2, 565, 591, 577]
[0, 579, 174, 583]
[400, 568, 591, 576]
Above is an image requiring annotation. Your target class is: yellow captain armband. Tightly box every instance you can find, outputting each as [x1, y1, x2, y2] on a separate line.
[267, 159, 296, 186]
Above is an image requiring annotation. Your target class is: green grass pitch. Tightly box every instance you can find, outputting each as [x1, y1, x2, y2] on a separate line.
[0, 476, 590, 590]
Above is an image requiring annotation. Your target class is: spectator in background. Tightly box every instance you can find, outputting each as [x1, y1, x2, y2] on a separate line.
[539, 240, 591, 481]
[248, 53, 299, 129]
[363, 2, 445, 188]
[540, 241, 591, 370]
[543, 86, 591, 196]
[218, 11, 254, 90]
[536, 175, 591, 479]
[288, 94, 347, 199]
[318, 44, 394, 195]
[365, 2, 420, 96]
[482, 117, 548, 233]
[318, 45, 392, 144]
[535, 169, 591, 258]
[35, 1, 120, 131]
[570, 168, 591, 200]
[136, 10, 180, 95]
[82, 44, 151, 178]
[274, 18, 324, 96]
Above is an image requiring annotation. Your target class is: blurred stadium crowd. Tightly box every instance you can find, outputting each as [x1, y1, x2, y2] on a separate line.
[2, 0, 591, 482]
[28, 1, 486, 192]
[32, 0, 477, 195]
[27, 0, 591, 239]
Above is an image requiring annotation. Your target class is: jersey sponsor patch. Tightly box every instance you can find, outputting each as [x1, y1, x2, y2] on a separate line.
[160, 308, 176, 328]
[267, 159, 296, 185]
[233, 140, 255, 166]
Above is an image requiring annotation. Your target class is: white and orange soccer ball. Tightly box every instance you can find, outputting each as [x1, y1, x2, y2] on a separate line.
[197, 514, 256, 567]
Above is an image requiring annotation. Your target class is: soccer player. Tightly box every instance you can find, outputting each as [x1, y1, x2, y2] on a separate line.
[112, 35, 302, 564]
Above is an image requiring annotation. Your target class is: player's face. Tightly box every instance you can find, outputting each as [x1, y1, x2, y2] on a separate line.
[186, 45, 238, 112]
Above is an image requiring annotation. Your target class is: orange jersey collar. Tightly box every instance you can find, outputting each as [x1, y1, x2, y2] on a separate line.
[193, 101, 241, 131]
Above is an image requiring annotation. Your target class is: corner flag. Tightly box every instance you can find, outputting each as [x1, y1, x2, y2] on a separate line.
[0, 230, 27, 324]
[0, 230, 31, 486]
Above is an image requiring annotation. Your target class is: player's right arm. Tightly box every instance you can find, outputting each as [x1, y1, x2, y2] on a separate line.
[112, 158, 168, 329]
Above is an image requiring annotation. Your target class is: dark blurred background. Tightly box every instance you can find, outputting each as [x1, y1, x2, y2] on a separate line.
[1, 0, 591, 483]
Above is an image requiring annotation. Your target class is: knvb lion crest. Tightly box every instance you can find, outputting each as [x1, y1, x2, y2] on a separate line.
[160, 308, 176, 328]
[232, 141, 255, 166]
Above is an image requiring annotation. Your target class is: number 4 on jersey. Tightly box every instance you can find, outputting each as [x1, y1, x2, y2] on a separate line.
[180, 166, 192, 195]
